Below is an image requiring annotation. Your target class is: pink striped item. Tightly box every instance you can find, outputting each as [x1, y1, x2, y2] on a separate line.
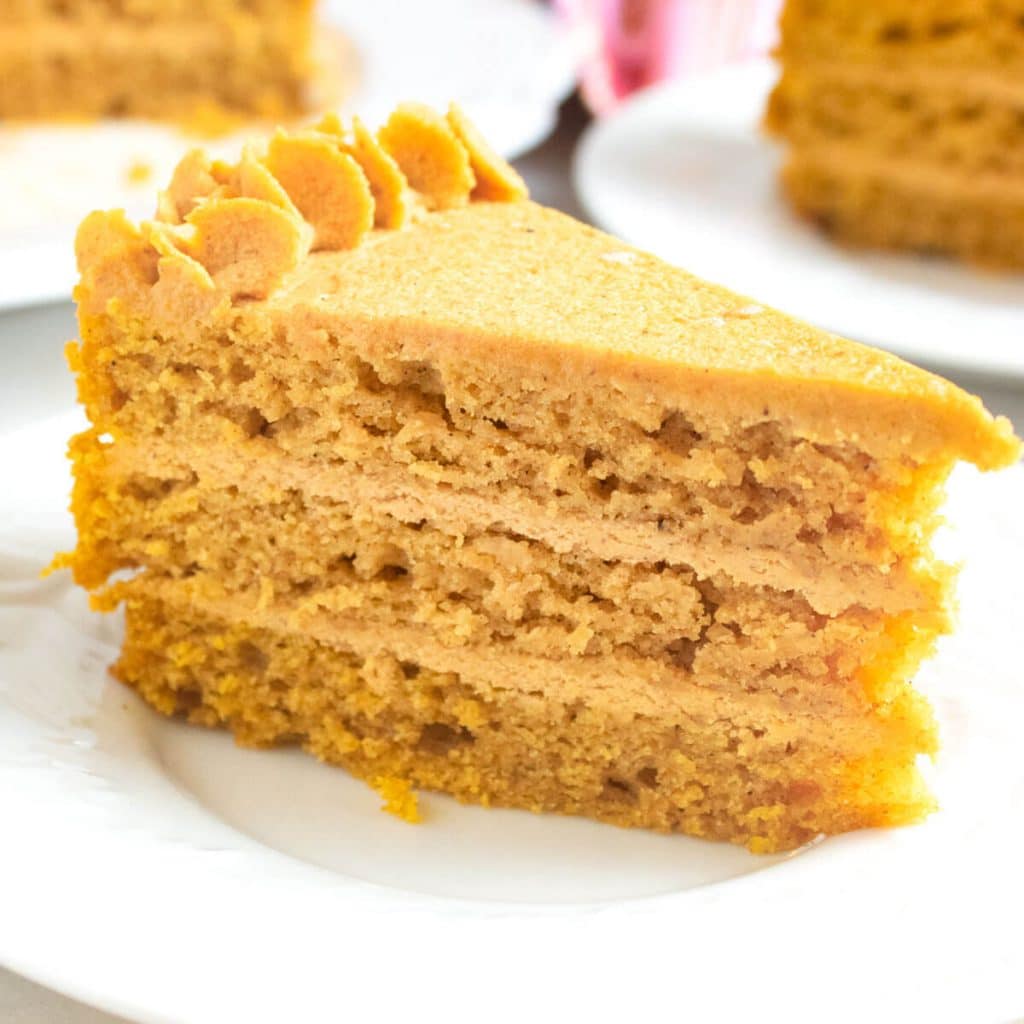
[555, 0, 782, 114]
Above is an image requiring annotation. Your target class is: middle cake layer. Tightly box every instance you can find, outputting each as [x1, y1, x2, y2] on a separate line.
[67, 428, 944, 721]
[72, 324, 955, 619]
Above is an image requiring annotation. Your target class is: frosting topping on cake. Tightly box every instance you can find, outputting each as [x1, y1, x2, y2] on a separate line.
[75, 102, 528, 305]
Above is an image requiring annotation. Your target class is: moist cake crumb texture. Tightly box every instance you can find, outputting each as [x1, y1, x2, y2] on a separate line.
[765, 0, 1024, 267]
[59, 102, 1021, 852]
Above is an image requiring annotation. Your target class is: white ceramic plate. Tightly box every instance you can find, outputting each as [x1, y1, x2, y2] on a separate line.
[2, 410, 1024, 1023]
[0, 0, 578, 312]
[574, 60, 1024, 378]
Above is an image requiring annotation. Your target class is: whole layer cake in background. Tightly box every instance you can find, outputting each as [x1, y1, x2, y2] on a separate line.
[764, 0, 1024, 268]
[58, 103, 1020, 853]
[1, 0, 322, 122]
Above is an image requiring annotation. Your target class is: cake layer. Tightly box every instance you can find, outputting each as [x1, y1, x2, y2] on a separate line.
[111, 569, 944, 758]
[107, 573, 936, 749]
[767, 66, 1024, 177]
[84, 430, 949, 619]
[71, 303, 963, 617]
[66, 429, 947, 716]
[775, 0, 1024, 70]
[0, 2, 313, 119]
[780, 150, 1024, 267]
[115, 594, 937, 853]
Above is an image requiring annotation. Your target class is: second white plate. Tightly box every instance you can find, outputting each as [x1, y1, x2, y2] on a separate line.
[574, 60, 1024, 378]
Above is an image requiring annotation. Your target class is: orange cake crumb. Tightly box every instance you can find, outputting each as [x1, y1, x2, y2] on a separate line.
[371, 777, 422, 824]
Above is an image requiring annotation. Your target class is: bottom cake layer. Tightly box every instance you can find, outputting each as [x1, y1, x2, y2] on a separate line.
[780, 152, 1024, 268]
[115, 597, 936, 852]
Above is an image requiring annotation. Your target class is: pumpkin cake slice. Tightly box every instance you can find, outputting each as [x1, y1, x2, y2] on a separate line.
[58, 103, 1021, 852]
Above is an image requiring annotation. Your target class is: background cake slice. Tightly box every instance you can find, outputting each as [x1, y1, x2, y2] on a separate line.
[765, 0, 1024, 267]
[1, 0, 320, 122]
[59, 103, 1020, 852]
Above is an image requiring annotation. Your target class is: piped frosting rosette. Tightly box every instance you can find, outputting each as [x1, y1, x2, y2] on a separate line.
[75, 103, 528, 316]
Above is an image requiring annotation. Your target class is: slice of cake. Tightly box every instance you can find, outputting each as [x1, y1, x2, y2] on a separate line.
[59, 103, 1021, 852]
[1, 0, 320, 122]
[764, 0, 1024, 268]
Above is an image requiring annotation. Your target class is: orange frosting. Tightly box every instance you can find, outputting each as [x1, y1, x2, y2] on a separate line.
[76, 102, 528, 305]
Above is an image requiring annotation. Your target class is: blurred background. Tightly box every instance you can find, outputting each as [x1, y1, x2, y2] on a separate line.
[558, 0, 780, 113]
